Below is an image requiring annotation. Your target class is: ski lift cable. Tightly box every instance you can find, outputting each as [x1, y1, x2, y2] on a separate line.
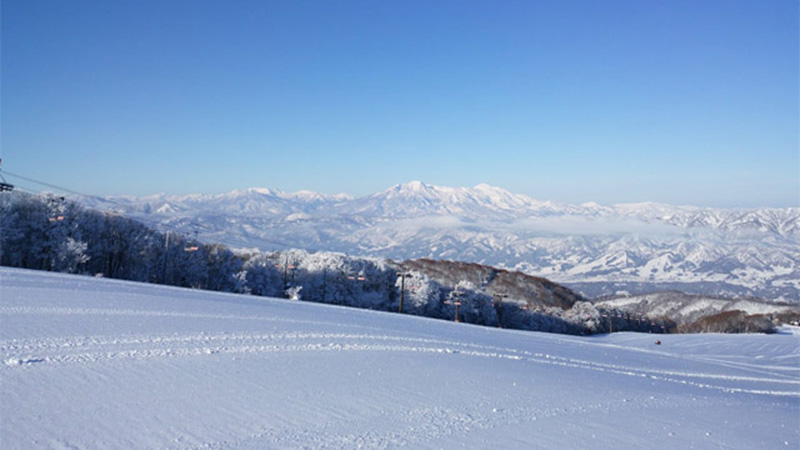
[2, 173, 139, 219]
[5, 169, 164, 215]
[3, 170, 303, 253]
[2, 169, 298, 250]
[2, 171, 95, 199]
[0, 170, 211, 239]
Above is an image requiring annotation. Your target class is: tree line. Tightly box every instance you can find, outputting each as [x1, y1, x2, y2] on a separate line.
[1, 192, 674, 335]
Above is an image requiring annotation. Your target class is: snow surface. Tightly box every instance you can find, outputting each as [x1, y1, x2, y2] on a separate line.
[1, 267, 798, 449]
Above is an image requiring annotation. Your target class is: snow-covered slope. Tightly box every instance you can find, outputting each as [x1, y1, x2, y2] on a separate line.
[1, 267, 798, 449]
[595, 291, 798, 326]
[75, 182, 800, 301]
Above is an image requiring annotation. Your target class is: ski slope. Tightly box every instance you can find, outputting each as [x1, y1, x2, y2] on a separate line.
[1, 267, 798, 449]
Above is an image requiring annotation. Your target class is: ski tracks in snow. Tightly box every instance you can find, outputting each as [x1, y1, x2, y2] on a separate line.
[194, 396, 695, 450]
[2, 306, 798, 399]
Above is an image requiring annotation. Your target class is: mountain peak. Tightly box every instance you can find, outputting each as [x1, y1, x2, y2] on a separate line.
[245, 187, 280, 196]
[406, 180, 428, 190]
[472, 183, 503, 192]
[378, 181, 444, 200]
[394, 180, 436, 193]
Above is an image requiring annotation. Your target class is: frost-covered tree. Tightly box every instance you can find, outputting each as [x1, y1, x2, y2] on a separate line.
[0, 193, 90, 273]
[563, 301, 602, 333]
[286, 285, 303, 300]
[0, 192, 687, 337]
[396, 271, 443, 317]
[204, 244, 244, 293]
[448, 281, 497, 326]
[54, 237, 89, 273]
[241, 253, 283, 297]
[0, 194, 49, 269]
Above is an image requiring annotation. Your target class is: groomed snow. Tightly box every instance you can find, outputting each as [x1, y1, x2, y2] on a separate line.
[1, 267, 798, 449]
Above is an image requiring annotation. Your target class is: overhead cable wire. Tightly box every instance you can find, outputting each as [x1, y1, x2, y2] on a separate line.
[2, 171, 101, 199]
[0, 170, 194, 233]
[1, 170, 294, 247]
[1, 171, 164, 219]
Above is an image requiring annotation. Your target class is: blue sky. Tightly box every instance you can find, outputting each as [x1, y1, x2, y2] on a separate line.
[2, 0, 797, 207]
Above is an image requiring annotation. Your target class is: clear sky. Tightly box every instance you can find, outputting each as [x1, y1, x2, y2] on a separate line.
[2, 0, 798, 207]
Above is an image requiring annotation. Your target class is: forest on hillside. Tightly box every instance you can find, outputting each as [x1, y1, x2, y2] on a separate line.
[0, 192, 740, 335]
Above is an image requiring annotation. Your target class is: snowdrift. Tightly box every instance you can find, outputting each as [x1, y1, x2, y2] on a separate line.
[1, 267, 798, 449]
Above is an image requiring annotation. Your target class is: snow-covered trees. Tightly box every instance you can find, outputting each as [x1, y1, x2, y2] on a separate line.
[396, 271, 443, 316]
[0, 194, 49, 269]
[1, 193, 227, 290]
[55, 238, 89, 273]
[250, 250, 398, 310]
[563, 302, 601, 333]
[1, 193, 682, 336]
[204, 244, 244, 293]
[240, 252, 283, 297]
[0, 194, 90, 273]
[449, 281, 497, 326]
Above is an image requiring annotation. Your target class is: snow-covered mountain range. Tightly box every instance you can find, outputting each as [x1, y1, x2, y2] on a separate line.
[77, 181, 800, 301]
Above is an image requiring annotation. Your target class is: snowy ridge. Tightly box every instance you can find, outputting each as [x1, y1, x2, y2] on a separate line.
[1, 267, 798, 449]
[594, 291, 797, 326]
[76, 182, 800, 301]
[337, 181, 548, 218]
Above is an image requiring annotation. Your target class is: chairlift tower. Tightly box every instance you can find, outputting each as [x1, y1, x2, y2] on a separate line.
[445, 289, 463, 323]
[492, 293, 508, 328]
[0, 158, 15, 192]
[397, 272, 413, 313]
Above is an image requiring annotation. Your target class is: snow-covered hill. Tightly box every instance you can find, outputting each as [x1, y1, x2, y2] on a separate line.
[1, 267, 798, 449]
[76, 181, 800, 301]
[595, 291, 798, 326]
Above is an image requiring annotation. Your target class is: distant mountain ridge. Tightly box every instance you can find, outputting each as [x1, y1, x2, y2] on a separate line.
[76, 181, 800, 302]
[400, 258, 583, 310]
[593, 291, 797, 328]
